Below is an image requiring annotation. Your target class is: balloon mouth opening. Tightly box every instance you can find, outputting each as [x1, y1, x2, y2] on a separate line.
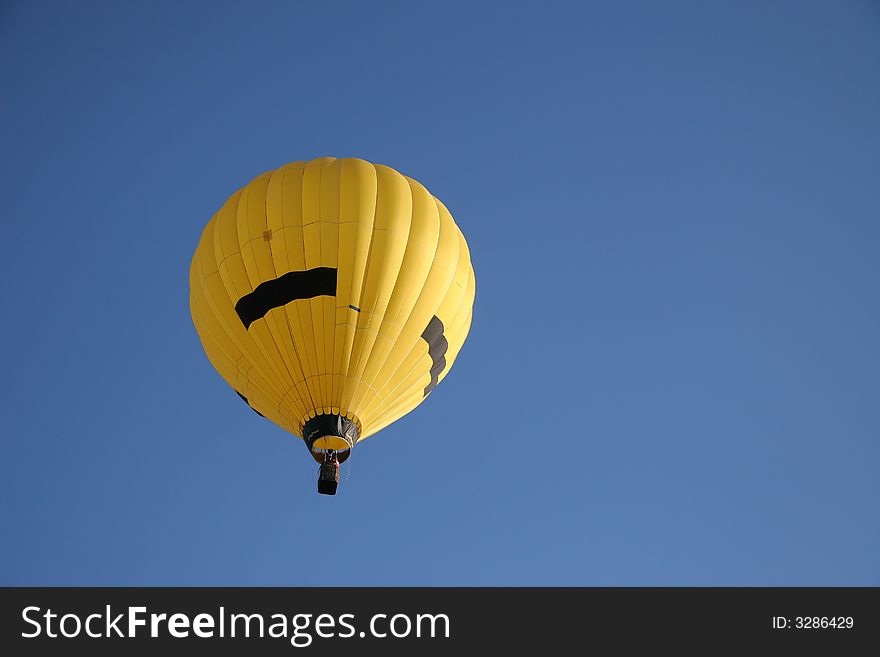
[311, 435, 351, 451]
[310, 443, 351, 464]
[303, 412, 358, 463]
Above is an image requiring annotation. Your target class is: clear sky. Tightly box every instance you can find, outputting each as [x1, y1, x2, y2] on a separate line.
[1, 1, 878, 585]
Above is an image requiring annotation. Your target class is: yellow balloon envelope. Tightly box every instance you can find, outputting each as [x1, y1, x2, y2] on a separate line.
[189, 157, 475, 492]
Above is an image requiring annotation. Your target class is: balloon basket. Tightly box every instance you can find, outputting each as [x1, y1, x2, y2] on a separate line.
[317, 460, 341, 495]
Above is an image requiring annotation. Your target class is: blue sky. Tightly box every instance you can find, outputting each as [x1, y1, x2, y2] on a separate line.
[1, 0, 878, 585]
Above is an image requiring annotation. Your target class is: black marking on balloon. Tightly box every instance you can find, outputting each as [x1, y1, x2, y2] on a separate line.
[420, 315, 448, 396]
[235, 390, 265, 418]
[235, 267, 337, 329]
[349, 304, 361, 312]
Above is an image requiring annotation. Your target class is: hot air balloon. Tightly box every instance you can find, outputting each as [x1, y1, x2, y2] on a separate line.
[189, 157, 475, 494]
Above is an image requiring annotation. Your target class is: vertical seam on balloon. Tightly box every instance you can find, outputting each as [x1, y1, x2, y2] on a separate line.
[350, 175, 421, 415]
[329, 159, 343, 412]
[351, 170, 412, 416]
[311, 159, 325, 412]
[281, 163, 315, 422]
[193, 248, 286, 417]
[241, 174, 304, 421]
[212, 190, 290, 400]
[298, 161, 321, 422]
[263, 166, 309, 424]
[279, 164, 319, 424]
[270, 166, 309, 420]
[363, 242, 466, 426]
[232, 185, 295, 398]
[361, 196, 461, 422]
[354, 218, 438, 419]
[358, 178, 440, 411]
[339, 162, 380, 416]
[346, 167, 413, 414]
[258, 170, 307, 422]
[318, 159, 335, 415]
[260, 179, 315, 426]
[372, 267, 473, 430]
